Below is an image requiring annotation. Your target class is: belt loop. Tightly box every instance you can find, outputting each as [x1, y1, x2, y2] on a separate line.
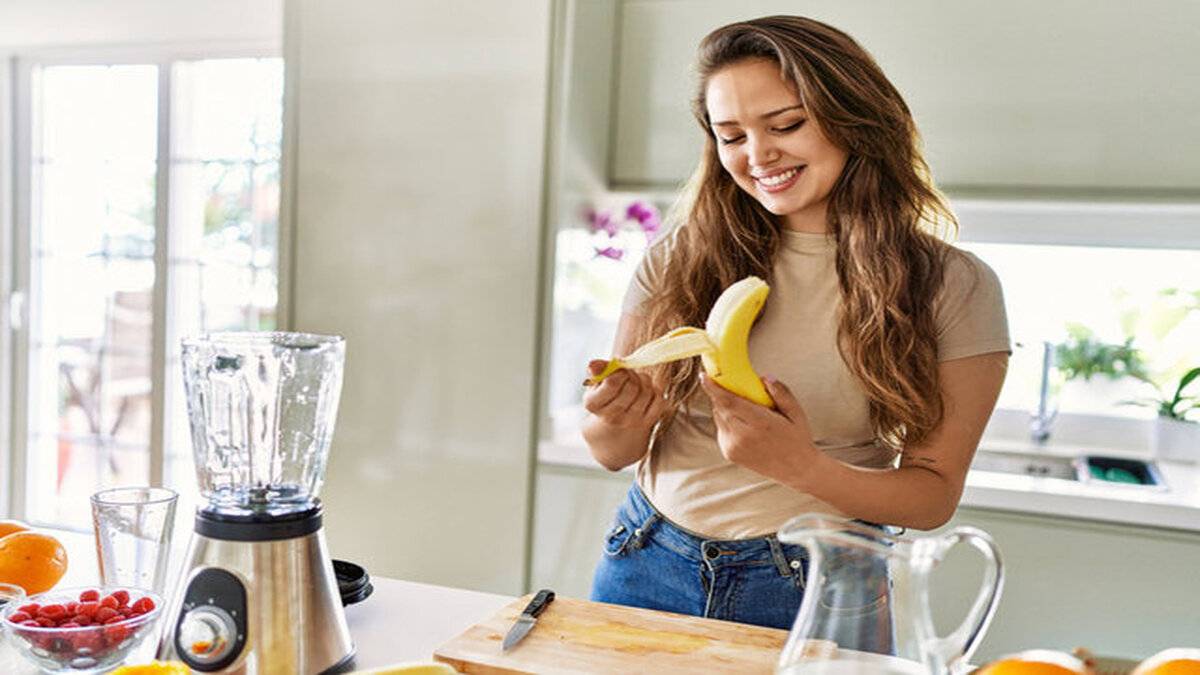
[767, 536, 793, 577]
[630, 513, 659, 549]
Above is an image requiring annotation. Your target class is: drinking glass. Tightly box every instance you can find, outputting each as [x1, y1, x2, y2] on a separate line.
[90, 487, 178, 593]
[0, 582, 26, 610]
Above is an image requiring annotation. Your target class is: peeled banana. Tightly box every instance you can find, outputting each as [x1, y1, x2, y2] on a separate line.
[587, 276, 774, 407]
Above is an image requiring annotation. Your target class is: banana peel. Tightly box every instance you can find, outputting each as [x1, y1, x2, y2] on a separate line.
[587, 276, 774, 407]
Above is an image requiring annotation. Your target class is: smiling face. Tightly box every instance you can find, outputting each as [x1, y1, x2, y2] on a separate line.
[705, 58, 849, 233]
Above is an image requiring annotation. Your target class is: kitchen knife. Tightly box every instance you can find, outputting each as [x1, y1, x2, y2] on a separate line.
[501, 588, 555, 651]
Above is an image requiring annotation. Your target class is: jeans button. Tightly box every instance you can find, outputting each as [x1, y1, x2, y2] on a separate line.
[790, 559, 802, 570]
[704, 545, 718, 560]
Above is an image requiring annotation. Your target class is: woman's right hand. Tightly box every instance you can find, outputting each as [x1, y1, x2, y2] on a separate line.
[583, 359, 666, 430]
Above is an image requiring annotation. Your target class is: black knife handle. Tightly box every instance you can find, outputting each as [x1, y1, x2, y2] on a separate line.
[522, 589, 555, 618]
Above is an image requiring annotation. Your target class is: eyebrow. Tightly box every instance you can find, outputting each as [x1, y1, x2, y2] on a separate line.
[711, 104, 805, 127]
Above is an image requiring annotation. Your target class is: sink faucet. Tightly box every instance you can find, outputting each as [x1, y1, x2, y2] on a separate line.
[1029, 340, 1058, 444]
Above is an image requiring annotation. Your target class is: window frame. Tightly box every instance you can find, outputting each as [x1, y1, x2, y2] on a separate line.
[4, 41, 287, 527]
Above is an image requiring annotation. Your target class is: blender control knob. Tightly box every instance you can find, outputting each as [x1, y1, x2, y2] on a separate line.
[178, 606, 238, 665]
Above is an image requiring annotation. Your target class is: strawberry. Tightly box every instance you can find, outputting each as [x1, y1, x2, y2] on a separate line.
[132, 596, 156, 614]
[37, 604, 66, 620]
[103, 622, 130, 645]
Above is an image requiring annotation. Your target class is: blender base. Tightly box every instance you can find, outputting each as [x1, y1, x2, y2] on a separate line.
[158, 513, 355, 674]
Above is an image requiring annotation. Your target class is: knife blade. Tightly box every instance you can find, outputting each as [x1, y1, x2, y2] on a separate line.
[501, 588, 555, 651]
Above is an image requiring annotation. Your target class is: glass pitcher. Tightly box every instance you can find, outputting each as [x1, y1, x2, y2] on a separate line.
[776, 514, 1003, 675]
[181, 331, 345, 516]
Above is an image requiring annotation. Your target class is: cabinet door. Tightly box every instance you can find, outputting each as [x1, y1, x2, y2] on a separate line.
[610, 0, 1200, 193]
[532, 466, 633, 598]
[932, 508, 1200, 661]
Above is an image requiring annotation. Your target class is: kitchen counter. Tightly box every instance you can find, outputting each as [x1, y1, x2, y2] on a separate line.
[538, 434, 1200, 534]
[961, 440, 1200, 532]
[0, 529, 515, 672]
[345, 577, 513, 668]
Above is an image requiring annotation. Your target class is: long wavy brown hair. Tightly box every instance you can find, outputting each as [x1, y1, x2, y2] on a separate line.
[636, 15, 959, 450]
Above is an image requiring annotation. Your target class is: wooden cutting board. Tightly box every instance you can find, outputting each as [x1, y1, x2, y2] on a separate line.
[432, 594, 788, 674]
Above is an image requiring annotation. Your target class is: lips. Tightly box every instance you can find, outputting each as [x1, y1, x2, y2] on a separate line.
[752, 166, 804, 193]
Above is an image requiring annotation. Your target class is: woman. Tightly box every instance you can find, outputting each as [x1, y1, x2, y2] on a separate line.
[581, 15, 1010, 636]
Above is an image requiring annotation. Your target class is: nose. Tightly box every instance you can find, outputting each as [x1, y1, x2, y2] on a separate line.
[744, 132, 779, 168]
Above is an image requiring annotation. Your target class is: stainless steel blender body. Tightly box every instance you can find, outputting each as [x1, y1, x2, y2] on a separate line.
[157, 508, 354, 674]
[163, 332, 355, 673]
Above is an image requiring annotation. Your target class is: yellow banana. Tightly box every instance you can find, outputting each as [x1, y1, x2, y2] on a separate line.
[586, 276, 774, 407]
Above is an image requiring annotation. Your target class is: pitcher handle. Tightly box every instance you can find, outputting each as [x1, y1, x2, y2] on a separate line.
[929, 526, 1004, 673]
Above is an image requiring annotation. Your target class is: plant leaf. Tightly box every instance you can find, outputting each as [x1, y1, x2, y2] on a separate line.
[1177, 367, 1200, 397]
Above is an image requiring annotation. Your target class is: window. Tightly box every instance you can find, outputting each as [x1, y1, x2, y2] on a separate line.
[545, 197, 661, 445]
[960, 241, 1200, 421]
[11, 52, 285, 530]
[542, 196, 1200, 453]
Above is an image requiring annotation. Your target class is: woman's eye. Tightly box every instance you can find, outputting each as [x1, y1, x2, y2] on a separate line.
[718, 135, 745, 145]
[775, 120, 806, 133]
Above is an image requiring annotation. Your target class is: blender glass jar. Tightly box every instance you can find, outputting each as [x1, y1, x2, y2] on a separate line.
[181, 332, 345, 516]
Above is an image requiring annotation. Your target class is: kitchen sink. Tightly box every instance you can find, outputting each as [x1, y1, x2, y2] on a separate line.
[971, 450, 1079, 481]
[971, 449, 1168, 489]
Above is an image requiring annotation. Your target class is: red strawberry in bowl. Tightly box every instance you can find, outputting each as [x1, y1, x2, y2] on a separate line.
[2, 586, 162, 673]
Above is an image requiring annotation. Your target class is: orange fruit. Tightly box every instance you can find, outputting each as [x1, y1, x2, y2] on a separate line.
[0, 519, 30, 539]
[1133, 648, 1200, 675]
[977, 650, 1089, 675]
[0, 531, 68, 594]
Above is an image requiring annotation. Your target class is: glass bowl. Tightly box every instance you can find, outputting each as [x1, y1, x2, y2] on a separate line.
[1, 586, 163, 674]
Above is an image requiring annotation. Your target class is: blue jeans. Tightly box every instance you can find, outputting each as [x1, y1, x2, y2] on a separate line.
[590, 483, 894, 649]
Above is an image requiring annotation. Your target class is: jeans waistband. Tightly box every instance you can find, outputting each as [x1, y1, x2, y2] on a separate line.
[621, 484, 808, 576]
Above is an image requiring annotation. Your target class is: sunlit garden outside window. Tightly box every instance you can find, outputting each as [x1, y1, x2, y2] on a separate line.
[20, 56, 284, 530]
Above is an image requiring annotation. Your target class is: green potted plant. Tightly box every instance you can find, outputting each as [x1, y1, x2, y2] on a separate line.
[1052, 325, 1151, 411]
[1054, 325, 1150, 383]
[1124, 367, 1200, 463]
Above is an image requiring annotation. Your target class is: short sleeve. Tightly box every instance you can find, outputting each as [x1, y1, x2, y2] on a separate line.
[934, 249, 1011, 361]
[621, 227, 677, 316]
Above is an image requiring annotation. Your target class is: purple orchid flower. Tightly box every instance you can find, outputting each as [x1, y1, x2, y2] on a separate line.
[593, 246, 624, 261]
[625, 200, 662, 240]
[585, 207, 620, 238]
[625, 201, 651, 223]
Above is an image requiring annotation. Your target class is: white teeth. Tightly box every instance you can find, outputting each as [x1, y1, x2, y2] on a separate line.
[756, 168, 798, 186]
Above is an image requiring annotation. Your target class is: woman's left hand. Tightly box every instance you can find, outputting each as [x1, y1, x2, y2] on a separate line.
[700, 374, 820, 488]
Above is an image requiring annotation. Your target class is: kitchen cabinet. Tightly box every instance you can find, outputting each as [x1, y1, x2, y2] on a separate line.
[531, 464, 632, 599]
[533, 462, 1200, 662]
[932, 508, 1200, 661]
[591, 0, 1200, 195]
[288, 0, 552, 595]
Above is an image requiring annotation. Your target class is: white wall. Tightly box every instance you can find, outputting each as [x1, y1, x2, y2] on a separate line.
[607, 0, 1200, 194]
[0, 0, 281, 48]
[287, 0, 552, 594]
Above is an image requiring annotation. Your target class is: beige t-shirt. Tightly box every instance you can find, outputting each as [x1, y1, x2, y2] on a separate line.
[622, 228, 1010, 539]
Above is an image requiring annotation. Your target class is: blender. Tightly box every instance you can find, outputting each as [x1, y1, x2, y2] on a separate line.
[158, 332, 354, 673]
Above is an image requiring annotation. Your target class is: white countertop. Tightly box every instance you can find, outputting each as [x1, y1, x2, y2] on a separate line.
[0, 530, 515, 672]
[538, 434, 1200, 534]
[345, 578, 513, 668]
[961, 441, 1200, 532]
